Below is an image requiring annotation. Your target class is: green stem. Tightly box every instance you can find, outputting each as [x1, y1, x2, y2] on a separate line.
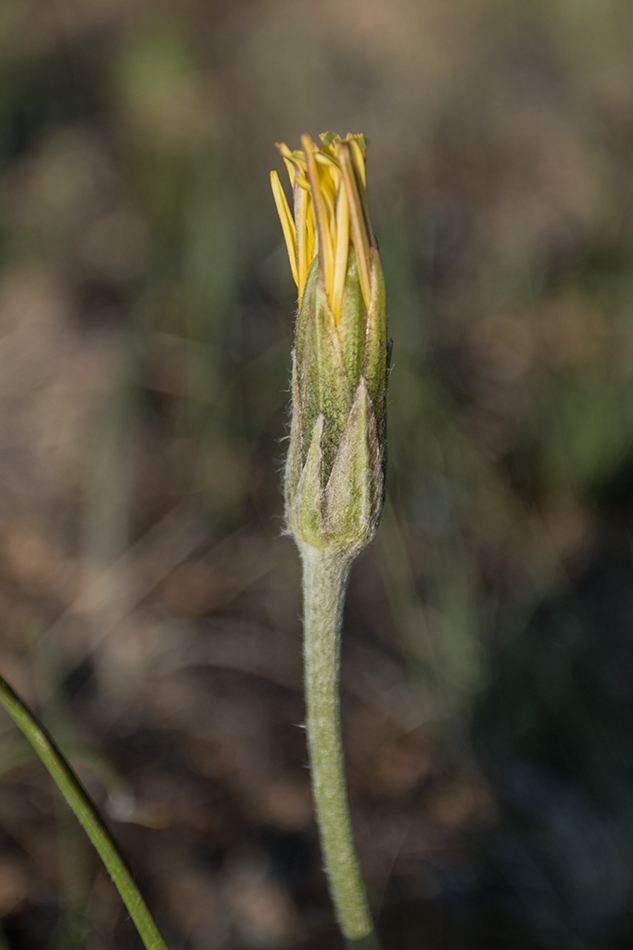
[0, 675, 169, 950]
[301, 548, 381, 950]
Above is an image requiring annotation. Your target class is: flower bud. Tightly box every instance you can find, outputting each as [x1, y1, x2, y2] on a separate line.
[271, 132, 388, 559]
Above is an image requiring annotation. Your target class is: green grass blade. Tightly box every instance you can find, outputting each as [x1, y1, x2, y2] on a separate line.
[0, 674, 170, 950]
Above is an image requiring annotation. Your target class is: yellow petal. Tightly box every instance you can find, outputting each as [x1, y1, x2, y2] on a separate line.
[270, 171, 299, 288]
[331, 183, 349, 323]
[294, 181, 311, 300]
[302, 134, 334, 302]
[338, 143, 371, 310]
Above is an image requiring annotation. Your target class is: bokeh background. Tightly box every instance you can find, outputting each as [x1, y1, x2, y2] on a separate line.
[1, 0, 633, 947]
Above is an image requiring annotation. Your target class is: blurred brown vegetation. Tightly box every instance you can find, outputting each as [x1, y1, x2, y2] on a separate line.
[1, 0, 633, 947]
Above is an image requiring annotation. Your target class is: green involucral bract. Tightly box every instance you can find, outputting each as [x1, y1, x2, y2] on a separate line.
[285, 246, 388, 559]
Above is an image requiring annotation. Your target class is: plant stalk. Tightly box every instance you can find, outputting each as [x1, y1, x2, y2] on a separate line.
[301, 547, 381, 950]
[0, 675, 169, 950]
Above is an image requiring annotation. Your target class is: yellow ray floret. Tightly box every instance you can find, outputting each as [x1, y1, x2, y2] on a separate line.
[271, 132, 374, 323]
[270, 171, 298, 287]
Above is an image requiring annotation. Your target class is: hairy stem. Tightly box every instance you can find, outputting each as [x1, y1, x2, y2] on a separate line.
[0, 675, 169, 950]
[301, 547, 380, 950]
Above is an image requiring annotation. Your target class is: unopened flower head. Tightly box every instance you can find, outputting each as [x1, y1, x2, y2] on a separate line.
[271, 133, 389, 558]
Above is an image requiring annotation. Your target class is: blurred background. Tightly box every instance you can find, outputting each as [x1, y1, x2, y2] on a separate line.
[1, 0, 633, 947]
